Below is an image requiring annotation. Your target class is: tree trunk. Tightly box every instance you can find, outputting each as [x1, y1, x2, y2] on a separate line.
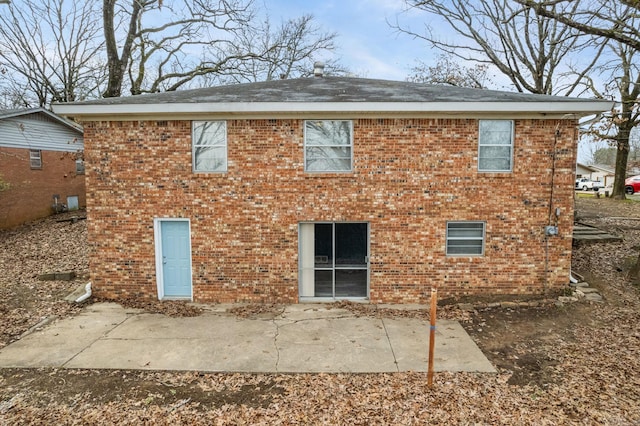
[612, 129, 631, 199]
[102, 0, 142, 98]
[102, 0, 121, 98]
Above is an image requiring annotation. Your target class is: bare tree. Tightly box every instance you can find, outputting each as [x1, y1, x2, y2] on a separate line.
[396, 0, 605, 95]
[103, 1, 345, 96]
[102, 0, 141, 97]
[583, 43, 640, 198]
[513, 0, 640, 199]
[1, 0, 344, 105]
[514, 0, 640, 52]
[407, 54, 491, 88]
[0, 0, 105, 107]
[217, 14, 345, 83]
[104, 0, 258, 96]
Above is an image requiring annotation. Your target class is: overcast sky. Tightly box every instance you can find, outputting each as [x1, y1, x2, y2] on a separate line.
[260, 0, 434, 80]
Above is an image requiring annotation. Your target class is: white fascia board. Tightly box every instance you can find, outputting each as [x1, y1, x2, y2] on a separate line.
[53, 100, 614, 120]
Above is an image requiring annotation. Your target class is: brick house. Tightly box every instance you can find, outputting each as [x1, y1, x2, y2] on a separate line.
[53, 75, 611, 304]
[0, 108, 85, 229]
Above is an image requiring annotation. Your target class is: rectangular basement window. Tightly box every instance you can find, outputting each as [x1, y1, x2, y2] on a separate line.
[446, 221, 485, 256]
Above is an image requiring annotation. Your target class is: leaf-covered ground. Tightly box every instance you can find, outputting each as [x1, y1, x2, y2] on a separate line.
[1, 198, 639, 424]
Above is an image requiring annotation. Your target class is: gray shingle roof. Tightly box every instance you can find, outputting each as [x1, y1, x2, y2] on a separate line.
[58, 76, 603, 106]
[52, 76, 613, 120]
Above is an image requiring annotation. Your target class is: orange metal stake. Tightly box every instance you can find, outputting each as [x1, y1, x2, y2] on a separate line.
[427, 287, 437, 387]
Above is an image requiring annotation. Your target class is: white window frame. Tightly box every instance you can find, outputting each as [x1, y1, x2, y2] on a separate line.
[304, 120, 353, 172]
[29, 150, 42, 169]
[478, 120, 514, 172]
[446, 221, 486, 256]
[192, 121, 227, 173]
[75, 158, 85, 175]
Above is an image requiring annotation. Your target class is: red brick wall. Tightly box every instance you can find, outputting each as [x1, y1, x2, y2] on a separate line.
[83, 118, 577, 303]
[0, 147, 86, 229]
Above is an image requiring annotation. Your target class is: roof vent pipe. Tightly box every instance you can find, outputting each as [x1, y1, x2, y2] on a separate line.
[313, 61, 325, 77]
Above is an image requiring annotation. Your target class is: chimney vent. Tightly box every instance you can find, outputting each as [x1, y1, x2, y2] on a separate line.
[313, 61, 325, 77]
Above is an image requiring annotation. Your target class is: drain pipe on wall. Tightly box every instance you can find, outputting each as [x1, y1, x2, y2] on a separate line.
[569, 271, 579, 284]
[75, 282, 92, 303]
[544, 122, 581, 290]
[543, 125, 561, 291]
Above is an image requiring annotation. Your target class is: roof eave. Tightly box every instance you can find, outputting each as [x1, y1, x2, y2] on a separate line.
[52, 100, 614, 121]
[1, 106, 84, 133]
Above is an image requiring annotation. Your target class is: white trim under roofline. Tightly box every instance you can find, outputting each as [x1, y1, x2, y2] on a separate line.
[52, 100, 614, 121]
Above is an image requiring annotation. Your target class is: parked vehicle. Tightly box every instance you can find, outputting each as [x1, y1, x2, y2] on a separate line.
[575, 178, 603, 191]
[625, 175, 640, 195]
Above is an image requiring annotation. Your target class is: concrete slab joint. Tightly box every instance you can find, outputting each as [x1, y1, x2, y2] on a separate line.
[380, 317, 400, 372]
[272, 317, 281, 373]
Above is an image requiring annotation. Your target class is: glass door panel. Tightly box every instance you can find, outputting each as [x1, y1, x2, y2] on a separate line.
[335, 223, 368, 267]
[335, 270, 367, 297]
[299, 222, 369, 299]
[314, 270, 333, 297]
[314, 223, 333, 267]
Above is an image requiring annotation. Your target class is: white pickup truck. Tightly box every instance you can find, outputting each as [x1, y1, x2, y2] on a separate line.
[575, 178, 603, 191]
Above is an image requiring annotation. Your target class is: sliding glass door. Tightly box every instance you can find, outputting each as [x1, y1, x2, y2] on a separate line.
[299, 222, 369, 299]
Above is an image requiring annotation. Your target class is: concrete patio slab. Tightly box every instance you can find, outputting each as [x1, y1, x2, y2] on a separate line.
[0, 303, 135, 368]
[276, 316, 396, 373]
[0, 302, 496, 374]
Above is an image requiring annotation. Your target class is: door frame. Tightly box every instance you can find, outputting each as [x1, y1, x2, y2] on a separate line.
[154, 218, 193, 301]
[298, 221, 370, 302]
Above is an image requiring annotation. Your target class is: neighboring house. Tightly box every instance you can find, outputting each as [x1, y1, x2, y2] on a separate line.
[53, 72, 612, 304]
[576, 163, 611, 186]
[576, 163, 640, 188]
[588, 164, 615, 186]
[0, 108, 85, 229]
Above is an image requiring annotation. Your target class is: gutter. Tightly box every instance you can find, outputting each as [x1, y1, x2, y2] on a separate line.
[52, 100, 615, 122]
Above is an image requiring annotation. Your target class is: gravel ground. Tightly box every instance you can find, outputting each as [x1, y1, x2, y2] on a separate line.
[0, 198, 639, 424]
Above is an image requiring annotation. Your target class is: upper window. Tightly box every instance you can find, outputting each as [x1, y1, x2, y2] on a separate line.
[192, 121, 227, 172]
[29, 150, 42, 169]
[304, 120, 353, 172]
[446, 221, 485, 256]
[75, 159, 85, 175]
[478, 120, 513, 172]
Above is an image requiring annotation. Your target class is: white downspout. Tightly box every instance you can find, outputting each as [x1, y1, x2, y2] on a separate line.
[569, 269, 579, 284]
[75, 282, 92, 303]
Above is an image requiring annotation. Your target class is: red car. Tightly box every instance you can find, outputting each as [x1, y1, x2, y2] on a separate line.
[625, 175, 640, 195]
